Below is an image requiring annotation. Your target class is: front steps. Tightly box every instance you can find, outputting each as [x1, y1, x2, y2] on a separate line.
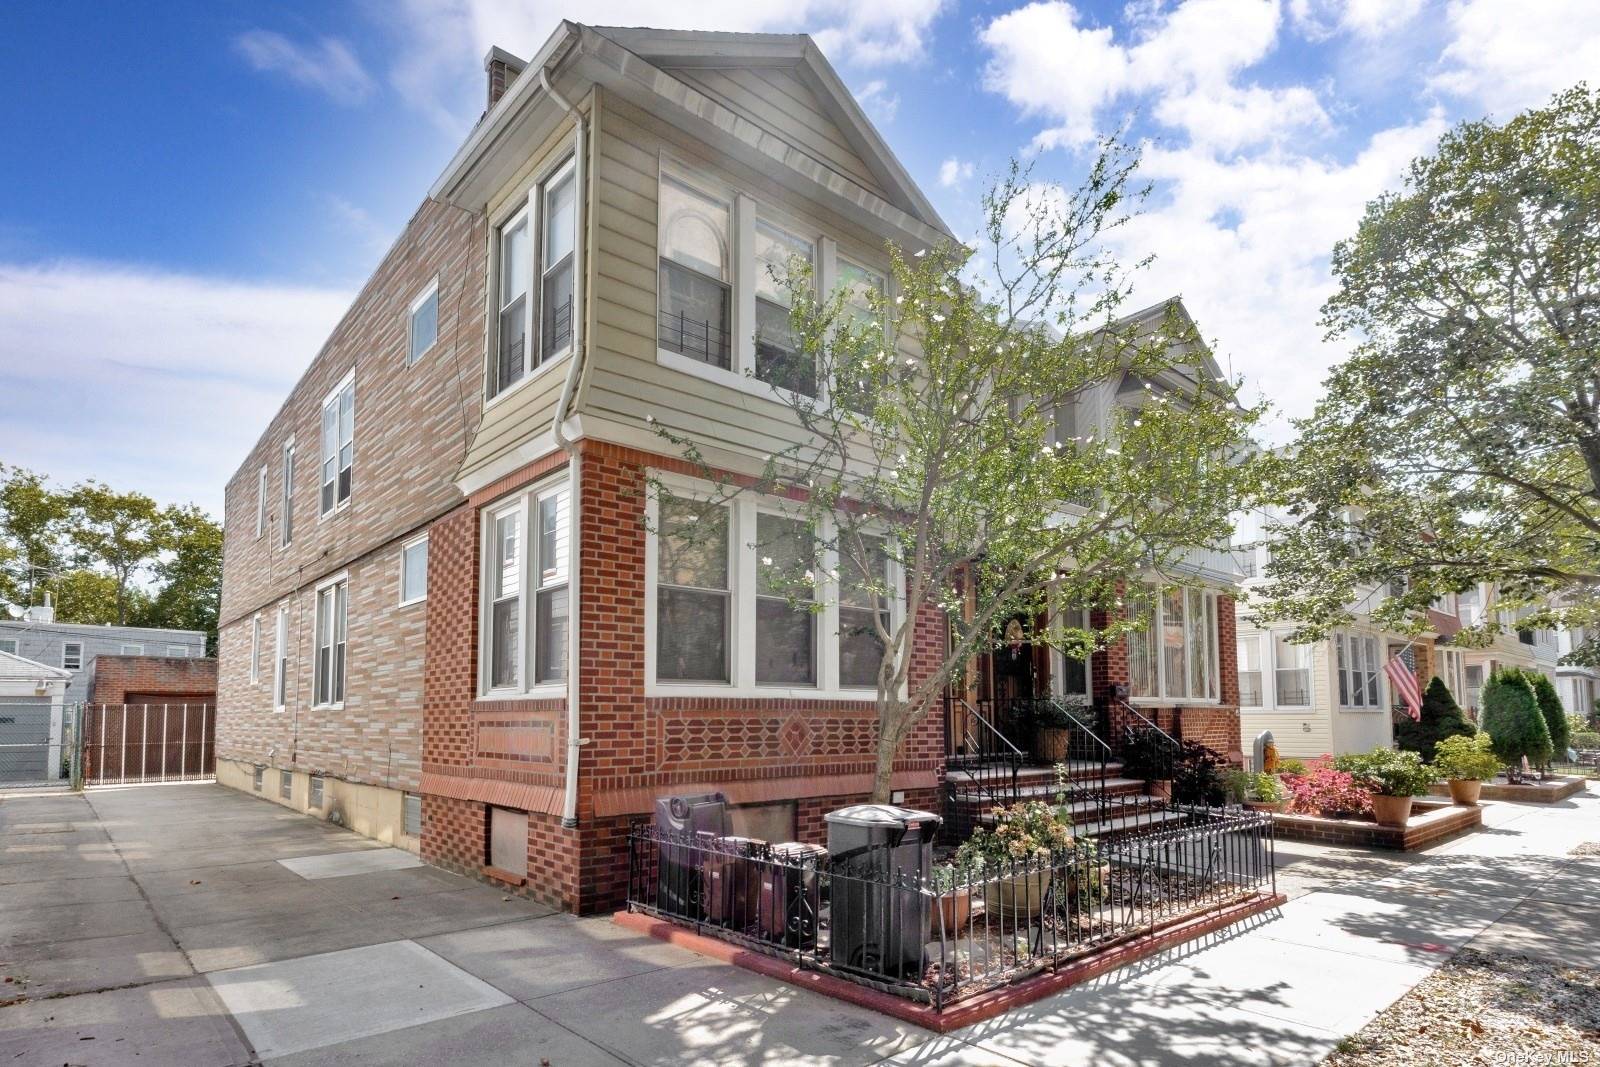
[943, 761, 1184, 841]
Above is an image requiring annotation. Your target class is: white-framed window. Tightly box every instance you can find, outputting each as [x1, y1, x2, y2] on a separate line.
[645, 477, 904, 696]
[1334, 631, 1382, 709]
[166, 645, 188, 657]
[1237, 635, 1264, 708]
[320, 371, 355, 517]
[753, 217, 816, 397]
[1050, 604, 1093, 701]
[1127, 586, 1220, 703]
[407, 280, 439, 366]
[658, 171, 734, 370]
[281, 439, 296, 547]
[0, 638, 17, 656]
[279, 769, 292, 800]
[313, 576, 348, 707]
[273, 606, 289, 711]
[120, 644, 144, 656]
[1437, 647, 1465, 704]
[250, 615, 260, 683]
[480, 476, 570, 694]
[1273, 634, 1312, 708]
[399, 534, 429, 607]
[256, 465, 268, 538]
[488, 156, 577, 400]
[61, 641, 83, 671]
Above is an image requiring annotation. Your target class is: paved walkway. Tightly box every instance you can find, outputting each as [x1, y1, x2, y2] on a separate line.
[0, 782, 1595, 1065]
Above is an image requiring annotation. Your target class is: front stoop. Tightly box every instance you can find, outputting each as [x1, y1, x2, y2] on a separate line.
[612, 892, 1286, 1033]
[1270, 799, 1483, 851]
[1427, 776, 1587, 805]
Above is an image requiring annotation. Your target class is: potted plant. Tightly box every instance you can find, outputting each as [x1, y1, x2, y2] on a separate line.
[954, 799, 1077, 919]
[1027, 699, 1076, 764]
[929, 861, 976, 933]
[1121, 727, 1176, 800]
[1430, 732, 1502, 805]
[1334, 748, 1436, 828]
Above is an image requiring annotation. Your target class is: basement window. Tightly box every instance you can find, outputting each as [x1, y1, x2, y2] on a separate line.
[403, 793, 422, 837]
[309, 775, 324, 809]
[488, 807, 528, 879]
[252, 766, 264, 792]
[279, 769, 292, 800]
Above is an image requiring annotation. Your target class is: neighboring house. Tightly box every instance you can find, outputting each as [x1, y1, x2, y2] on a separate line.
[1556, 627, 1598, 723]
[0, 649, 72, 785]
[1232, 512, 1467, 759]
[0, 603, 208, 702]
[1452, 584, 1559, 716]
[217, 23, 1245, 913]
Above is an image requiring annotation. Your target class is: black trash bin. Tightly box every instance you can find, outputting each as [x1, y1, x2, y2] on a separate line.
[825, 804, 940, 980]
[758, 842, 827, 949]
[652, 793, 728, 919]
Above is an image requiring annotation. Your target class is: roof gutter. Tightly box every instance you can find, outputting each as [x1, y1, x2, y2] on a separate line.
[540, 64, 589, 831]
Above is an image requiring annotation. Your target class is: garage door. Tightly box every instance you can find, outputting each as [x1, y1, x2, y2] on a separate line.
[0, 697, 56, 785]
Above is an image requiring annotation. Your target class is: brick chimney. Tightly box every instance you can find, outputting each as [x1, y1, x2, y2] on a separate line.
[484, 46, 527, 110]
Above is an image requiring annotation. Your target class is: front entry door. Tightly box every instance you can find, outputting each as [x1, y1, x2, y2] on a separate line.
[992, 615, 1037, 702]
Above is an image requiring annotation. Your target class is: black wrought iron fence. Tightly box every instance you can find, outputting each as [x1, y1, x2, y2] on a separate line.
[626, 807, 1276, 1011]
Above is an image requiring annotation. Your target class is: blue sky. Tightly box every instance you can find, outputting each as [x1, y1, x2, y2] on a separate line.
[2, 0, 1594, 515]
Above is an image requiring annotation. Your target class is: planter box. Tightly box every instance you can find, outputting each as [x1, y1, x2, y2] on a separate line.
[1427, 776, 1587, 805]
[1270, 799, 1482, 851]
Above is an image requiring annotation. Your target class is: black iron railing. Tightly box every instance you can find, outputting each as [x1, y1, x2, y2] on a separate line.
[1118, 698, 1182, 784]
[626, 809, 1277, 1011]
[943, 697, 1023, 842]
[659, 308, 731, 369]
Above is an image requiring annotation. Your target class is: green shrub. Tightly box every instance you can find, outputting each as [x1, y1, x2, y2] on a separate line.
[1223, 769, 1286, 804]
[1430, 732, 1502, 782]
[1572, 731, 1600, 751]
[1333, 747, 1436, 797]
[1480, 670, 1552, 780]
[1394, 676, 1476, 762]
[1274, 757, 1308, 776]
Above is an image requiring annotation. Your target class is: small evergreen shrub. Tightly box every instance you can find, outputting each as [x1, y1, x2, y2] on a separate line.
[1394, 676, 1476, 762]
[1430, 732, 1502, 782]
[1275, 757, 1309, 776]
[1528, 672, 1569, 764]
[1480, 670, 1553, 781]
[1172, 740, 1230, 806]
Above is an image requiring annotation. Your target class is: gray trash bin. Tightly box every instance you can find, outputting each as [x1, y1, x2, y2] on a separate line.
[653, 793, 728, 919]
[825, 804, 940, 979]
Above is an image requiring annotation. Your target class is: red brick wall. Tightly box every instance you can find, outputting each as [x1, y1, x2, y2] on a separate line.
[89, 655, 217, 705]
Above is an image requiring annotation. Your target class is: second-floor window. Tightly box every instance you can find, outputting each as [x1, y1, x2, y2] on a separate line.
[281, 440, 295, 547]
[407, 281, 439, 365]
[256, 466, 268, 538]
[320, 373, 354, 516]
[490, 158, 578, 400]
[62, 642, 82, 671]
[658, 174, 732, 369]
[754, 220, 816, 396]
[314, 578, 347, 706]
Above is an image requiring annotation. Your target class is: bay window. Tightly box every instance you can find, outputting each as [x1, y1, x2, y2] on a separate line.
[493, 213, 529, 397]
[754, 220, 815, 396]
[1237, 635, 1263, 708]
[540, 162, 577, 361]
[481, 477, 572, 694]
[658, 175, 732, 369]
[1274, 634, 1311, 707]
[1334, 631, 1381, 708]
[313, 577, 347, 707]
[320, 373, 354, 516]
[656, 495, 732, 682]
[1128, 586, 1219, 702]
[490, 157, 577, 399]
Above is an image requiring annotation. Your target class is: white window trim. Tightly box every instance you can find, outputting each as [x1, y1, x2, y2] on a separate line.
[256, 465, 268, 539]
[477, 473, 570, 699]
[643, 471, 906, 699]
[1129, 586, 1222, 707]
[407, 278, 440, 366]
[1333, 629, 1387, 712]
[273, 604, 289, 712]
[1046, 598, 1094, 703]
[0, 638, 16, 656]
[61, 641, 83, 671]
[1270, 631, 1313, 710]
[484, 154, 577, 409]
[312, 571, 349, 710]
[318, 369, 356, 521]
[399, 533, 429, 607]
[1237, 632, 1265, 710]
[249, 615, 260, 685]
[280, 436, 296, 549]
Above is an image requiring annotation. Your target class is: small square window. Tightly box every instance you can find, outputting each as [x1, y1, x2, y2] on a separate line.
[0, 638, 17, 656]
[120, 644, 144, 656]
[408, 283, 439, 365]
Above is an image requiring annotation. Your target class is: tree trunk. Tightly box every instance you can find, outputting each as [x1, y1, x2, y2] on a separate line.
[870, 703, 902, 803]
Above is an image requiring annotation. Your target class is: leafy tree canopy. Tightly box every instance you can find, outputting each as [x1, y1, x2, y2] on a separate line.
[1250, 85, 1600, 658]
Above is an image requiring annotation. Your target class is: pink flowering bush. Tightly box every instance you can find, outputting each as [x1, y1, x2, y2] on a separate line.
[1282, 758, 1373, 818]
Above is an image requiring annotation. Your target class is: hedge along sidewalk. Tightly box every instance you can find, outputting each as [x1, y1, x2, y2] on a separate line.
[935, 784, 1600, 1065]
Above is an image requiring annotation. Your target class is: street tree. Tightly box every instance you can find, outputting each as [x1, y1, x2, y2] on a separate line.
[0, 465, 71, 605]
[66, 482, 167, 626]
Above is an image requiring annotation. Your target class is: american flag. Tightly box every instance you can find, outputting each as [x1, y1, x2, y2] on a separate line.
[1385, 653, 1422, 721]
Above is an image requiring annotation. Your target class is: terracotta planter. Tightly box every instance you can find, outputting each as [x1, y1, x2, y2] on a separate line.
[1370, 793, 1414, 828]
[1034, 727, 1071, 764]
[1146, 780, 1173, 801]
[932, 887, 973, 934]
[1244, 799, 1289, 814]
[1447, 779, 1483, 806]
[981, 868, 1052, 920]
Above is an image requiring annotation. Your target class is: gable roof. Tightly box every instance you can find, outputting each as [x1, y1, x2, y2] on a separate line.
[0, 649, 70, 682]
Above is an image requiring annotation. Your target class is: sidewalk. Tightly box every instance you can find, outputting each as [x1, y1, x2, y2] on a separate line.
[1, 782, 1594, 1065]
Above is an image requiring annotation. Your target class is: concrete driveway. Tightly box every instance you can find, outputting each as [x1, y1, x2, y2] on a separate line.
[1, 781, 1596, 1065]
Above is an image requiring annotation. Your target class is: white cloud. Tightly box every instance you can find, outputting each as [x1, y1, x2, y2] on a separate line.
[855, 79, 901, 124]
[0, 262, 350, 513]
[235, 30, 376, 105]
[981, 0, 1327, 151]
[382, 0, 945, 131]
[1430, 0, 1600, 116]
[1288, 0, 1424, 40]
[938, 157, 974, 188]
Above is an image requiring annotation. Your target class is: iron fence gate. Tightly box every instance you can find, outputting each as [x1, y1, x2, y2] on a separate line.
[82, 703, 216, 786]
[0, 700, 79, 788]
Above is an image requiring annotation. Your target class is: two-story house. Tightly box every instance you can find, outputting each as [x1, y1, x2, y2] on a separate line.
[1556, 627, 1598, 724]
[218, 23, 1247, 914]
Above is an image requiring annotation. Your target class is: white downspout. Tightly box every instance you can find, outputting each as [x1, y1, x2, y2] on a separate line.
[541, 65, 587, 830]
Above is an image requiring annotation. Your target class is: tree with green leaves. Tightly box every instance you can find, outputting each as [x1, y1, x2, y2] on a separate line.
[146, 505, 222, 653]
[1394, 675, 1476, 763]
[0, 465, 71, 605]
[1250, 84, 1600, 655]
[1526, 670, 1570, 768]
[1480, 669, 1552, 781]
[65, 482, 167, 627]
[655, 143, 1267, 802]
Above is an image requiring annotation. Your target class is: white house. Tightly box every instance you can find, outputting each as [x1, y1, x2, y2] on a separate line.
[0, 649, 72, 785]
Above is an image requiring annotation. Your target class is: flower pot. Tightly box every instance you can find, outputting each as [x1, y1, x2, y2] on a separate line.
[1243, 799, 1289, 814]
[932, 887, 973, 934]
[981, 867, 1052, 921]
[1370, 793, 1413, 828]
[1034, 727, 1071, 764]
[1447, 779, 1482, 806]
[1146, 780, 1173, 802]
